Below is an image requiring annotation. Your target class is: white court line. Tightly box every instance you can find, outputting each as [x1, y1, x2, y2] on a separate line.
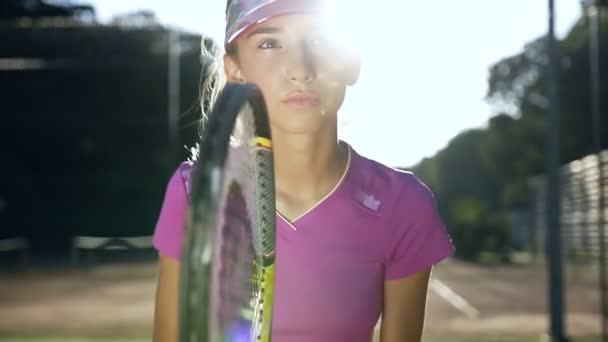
[429, 278, 480, 319]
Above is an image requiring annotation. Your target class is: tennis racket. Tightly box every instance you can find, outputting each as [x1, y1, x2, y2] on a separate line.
[179, 82, 276, 342]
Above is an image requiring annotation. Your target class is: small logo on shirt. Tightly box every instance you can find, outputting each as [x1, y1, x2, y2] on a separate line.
[357, 192, 381, 212]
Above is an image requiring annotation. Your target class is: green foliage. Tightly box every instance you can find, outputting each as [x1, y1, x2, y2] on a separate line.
[409, 10, 608, 262]
[435, 129, 500, 209]
[445, 195, 510, 261]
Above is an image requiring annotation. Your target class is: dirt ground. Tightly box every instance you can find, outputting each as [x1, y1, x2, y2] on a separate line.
[0, 259, 602, 338]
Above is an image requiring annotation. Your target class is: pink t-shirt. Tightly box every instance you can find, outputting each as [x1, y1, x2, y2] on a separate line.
[153, 145, 455, 342]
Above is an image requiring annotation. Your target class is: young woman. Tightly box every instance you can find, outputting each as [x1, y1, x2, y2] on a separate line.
[153, 1, 455, 341]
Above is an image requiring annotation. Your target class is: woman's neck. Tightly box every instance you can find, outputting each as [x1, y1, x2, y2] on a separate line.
[271, 127, 348, 202]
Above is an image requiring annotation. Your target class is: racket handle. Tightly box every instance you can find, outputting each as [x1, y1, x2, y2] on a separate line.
[259, 263, 276, 341]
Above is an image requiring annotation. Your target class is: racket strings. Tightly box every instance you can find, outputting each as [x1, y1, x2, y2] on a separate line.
[180, 85, 275, 342]
[214, 101, 265, 341]
[217, 184, 254, 325]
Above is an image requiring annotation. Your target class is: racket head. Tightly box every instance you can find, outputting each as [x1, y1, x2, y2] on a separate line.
[179, 82, 276, 342]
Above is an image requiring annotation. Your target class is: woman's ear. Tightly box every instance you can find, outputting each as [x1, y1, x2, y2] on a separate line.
[344, 53, 361, 86]
[224, 54, 244, 82]
[324, 49, 361, 87]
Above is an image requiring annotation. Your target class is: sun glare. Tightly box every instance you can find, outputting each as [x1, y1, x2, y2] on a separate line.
[322, 0, 371, 54]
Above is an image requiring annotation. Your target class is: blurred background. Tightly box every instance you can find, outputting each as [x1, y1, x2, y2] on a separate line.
[0, 0, 607, 341]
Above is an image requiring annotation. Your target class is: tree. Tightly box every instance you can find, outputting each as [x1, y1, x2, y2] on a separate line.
[486, 13, 608, 164]
[410, 10, 608, 261]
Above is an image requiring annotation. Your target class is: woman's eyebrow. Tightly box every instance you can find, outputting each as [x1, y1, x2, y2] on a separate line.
[247, 26, 282, 38]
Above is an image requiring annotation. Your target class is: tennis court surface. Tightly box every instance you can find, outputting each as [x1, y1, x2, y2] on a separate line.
[0, 259, 601, 340]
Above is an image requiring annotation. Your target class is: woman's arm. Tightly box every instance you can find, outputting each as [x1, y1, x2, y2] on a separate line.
[153, 255, 181, 342]
[379, 267, 433, 342]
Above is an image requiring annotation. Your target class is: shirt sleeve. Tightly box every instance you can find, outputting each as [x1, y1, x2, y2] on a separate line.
[384, 176, 455, 280]
[152, 166, 188, 260]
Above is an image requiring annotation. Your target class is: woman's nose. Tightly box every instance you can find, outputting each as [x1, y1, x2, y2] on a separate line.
[286, 41, 317, 83]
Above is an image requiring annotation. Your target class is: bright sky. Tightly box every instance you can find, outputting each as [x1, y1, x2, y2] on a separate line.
[87, 0, 581, 167]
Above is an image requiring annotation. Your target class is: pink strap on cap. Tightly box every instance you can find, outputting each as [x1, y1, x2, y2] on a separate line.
[225, 0, 322, 45]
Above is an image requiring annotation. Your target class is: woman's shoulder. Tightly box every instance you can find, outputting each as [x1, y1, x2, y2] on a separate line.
[350, 148, 454, 277]
[153, 160, 195, 260]
[350, 147, 436, 213]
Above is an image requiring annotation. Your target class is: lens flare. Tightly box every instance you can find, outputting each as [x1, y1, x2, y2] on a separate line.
[322, 0, 367, 54]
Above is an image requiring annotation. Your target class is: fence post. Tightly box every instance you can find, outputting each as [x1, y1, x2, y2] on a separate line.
[546, 0, 569, 341]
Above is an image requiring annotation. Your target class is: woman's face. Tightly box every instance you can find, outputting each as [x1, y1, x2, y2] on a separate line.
[224, 13, 360, 136]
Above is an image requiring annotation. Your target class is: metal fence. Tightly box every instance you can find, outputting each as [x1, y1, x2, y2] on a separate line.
[530, 149, 607, 340]
[530, 151, 608, 263]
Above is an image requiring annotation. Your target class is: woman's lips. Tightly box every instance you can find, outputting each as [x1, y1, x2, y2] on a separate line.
[282, 91, 320, 107]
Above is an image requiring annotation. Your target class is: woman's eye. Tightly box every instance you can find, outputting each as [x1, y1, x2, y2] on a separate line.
[258, 39, 280, 49]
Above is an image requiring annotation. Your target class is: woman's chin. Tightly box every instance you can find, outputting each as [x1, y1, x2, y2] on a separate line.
[270, 115, 336, 136]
